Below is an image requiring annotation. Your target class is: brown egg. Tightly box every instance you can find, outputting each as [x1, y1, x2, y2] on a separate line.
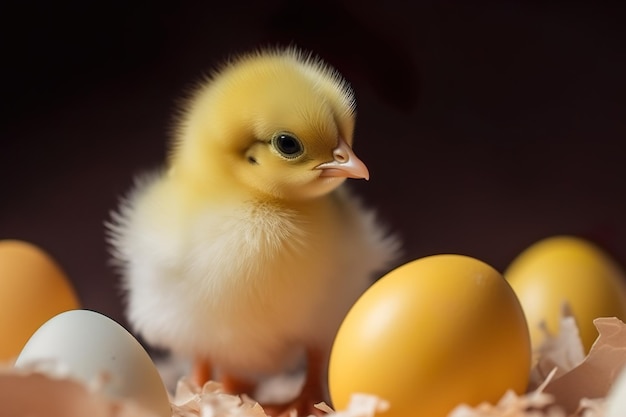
[0, 240, 80, 361]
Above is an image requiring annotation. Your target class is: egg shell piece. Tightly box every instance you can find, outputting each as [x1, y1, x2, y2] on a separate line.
[0, 372, 158, 417]
[329, 254, 531, 417]
[605, 363, 626, 417]
[542, 317, 626, 414]
[0, 239, 80, 361]
[505, 235, 626, 353]
[14, 309, 171, 417]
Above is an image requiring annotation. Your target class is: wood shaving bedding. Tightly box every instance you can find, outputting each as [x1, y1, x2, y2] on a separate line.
[2, 315, 626, 417]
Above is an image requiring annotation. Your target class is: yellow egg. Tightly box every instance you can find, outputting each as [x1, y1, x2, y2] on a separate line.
[329, 254, 531, 417]
[0, 240, 80, 361]
[505, 235, 626, 353]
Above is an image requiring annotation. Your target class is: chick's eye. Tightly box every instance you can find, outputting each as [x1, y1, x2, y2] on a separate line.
[272, 134, 304, 159]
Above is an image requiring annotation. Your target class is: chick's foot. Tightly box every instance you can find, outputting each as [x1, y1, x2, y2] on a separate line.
[262, 349, 327, 417]
[261, 395, 326, 417]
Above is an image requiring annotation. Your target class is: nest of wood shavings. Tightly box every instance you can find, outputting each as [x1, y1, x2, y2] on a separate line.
[2, 315, 626, 417]
[446, 315, 626, 417]
[169, 378, 389, 417]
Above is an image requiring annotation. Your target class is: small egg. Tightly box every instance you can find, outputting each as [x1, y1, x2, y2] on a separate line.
[0, 240, 80, 361]
[15, 309, 171, 417]
[329, 254, 531, 417]
[505, 235, 626, 352]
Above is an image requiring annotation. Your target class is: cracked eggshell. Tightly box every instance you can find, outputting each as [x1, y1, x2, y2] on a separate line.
[14, 309, 171, 417]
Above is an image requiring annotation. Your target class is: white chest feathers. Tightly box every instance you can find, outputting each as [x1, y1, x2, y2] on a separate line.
[109, 180, 400, 373]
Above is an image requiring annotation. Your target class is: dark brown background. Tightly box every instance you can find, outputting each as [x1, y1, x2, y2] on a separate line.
[2, 1, 625, 329]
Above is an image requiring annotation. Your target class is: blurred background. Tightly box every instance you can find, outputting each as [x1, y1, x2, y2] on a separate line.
[1, 0, 625, 328]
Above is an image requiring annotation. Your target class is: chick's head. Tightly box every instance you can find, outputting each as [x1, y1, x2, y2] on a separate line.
[171, 48, 369, 201]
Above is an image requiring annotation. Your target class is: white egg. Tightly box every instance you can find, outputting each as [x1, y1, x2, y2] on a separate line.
[14, 309, 171, 417]
[605, 365, 626, 417]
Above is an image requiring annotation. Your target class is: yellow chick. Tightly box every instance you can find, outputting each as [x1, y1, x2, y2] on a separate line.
[107, 48, 400, 415]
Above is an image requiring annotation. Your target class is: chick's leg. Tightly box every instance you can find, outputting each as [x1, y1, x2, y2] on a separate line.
[192, 357, 213, 387]
[262, 349, 326, 417]
[221, 373, 257, 396]
[192, 359, 257, 396]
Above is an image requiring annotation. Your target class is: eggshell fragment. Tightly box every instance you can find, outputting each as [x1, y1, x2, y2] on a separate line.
[0, 370, 157, 417]
[529, 304, 586, 387]
[605, 361, 626, 417]
[14, 309, 171, 417]
[0, 240, 80, 361]
[543, 317, 626, 414]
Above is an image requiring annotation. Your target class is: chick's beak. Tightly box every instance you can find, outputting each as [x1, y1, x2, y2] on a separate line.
[315, 138, 370, 180]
